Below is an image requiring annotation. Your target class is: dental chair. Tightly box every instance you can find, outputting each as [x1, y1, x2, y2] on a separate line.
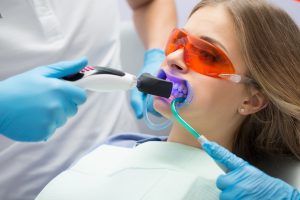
[120, 21, 300, 190]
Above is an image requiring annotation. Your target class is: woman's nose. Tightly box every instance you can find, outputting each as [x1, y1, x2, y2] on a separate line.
[165, 48, 189, 73]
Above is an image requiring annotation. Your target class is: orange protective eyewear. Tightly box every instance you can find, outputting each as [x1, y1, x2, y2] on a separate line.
[165, 28, 254, 84]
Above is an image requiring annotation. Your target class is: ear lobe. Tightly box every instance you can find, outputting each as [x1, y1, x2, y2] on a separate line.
[240, 90, 268, 115]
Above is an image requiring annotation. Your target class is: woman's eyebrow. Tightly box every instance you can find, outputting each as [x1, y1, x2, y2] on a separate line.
[200, 36, 228, 53]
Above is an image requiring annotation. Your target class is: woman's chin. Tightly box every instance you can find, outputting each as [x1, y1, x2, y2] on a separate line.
[153, 96, 172, 119]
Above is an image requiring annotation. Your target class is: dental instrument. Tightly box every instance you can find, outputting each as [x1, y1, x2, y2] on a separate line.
[63, 66, 173, 98]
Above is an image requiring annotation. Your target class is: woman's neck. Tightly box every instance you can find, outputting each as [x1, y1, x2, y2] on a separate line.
[167, 120, 238, 151]
[167, 123, 201, 148]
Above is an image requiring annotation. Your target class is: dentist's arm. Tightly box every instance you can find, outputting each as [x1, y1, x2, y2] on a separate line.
[0, 58, 87, 142]
[127, 0, 177, 118]
[200, 138, 300, 200]
[127, 0, 176, 49]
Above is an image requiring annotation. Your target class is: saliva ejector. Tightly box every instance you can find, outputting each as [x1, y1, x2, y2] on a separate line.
[63, 66, 173, 98]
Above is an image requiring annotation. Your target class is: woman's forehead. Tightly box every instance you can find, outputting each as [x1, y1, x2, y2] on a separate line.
[184, 5, 234, 45]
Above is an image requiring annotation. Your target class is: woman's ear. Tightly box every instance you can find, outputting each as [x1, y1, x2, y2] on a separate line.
[238, 89, 268, 115]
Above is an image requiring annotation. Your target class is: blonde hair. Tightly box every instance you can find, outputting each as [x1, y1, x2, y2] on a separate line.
[191, 0, 300, 164]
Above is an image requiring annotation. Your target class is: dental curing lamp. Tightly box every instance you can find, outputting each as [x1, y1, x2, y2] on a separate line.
[63, 66, 173, 98]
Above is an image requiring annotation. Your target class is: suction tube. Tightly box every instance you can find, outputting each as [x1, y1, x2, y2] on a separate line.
[170, 97, 201, 139]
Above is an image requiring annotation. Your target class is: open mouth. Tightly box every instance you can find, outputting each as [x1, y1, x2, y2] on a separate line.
[157, 69, 192, 104]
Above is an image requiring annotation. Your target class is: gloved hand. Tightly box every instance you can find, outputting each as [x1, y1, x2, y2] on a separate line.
[200, 137, 300, 200]
[0, 58, 88, 142]
[130, 48, 165, 119]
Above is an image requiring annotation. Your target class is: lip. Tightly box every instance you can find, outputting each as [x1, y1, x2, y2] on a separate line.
[157, 69, 193, 104]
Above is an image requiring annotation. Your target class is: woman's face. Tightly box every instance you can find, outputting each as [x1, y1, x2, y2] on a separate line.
[153, 5, 250, 135]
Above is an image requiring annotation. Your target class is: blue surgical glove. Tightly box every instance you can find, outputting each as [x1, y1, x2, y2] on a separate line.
[0, 58, 88, 142]
[130, 48, 165, 119]
[201, 138, 300, 200]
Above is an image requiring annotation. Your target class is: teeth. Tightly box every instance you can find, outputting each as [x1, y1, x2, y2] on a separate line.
[164, 73, 189, 101]
[171, 85, 188, 99]
[178, 84, 185, 91]
[173, 83, 178, 90]
[173, 90, 179, 96]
